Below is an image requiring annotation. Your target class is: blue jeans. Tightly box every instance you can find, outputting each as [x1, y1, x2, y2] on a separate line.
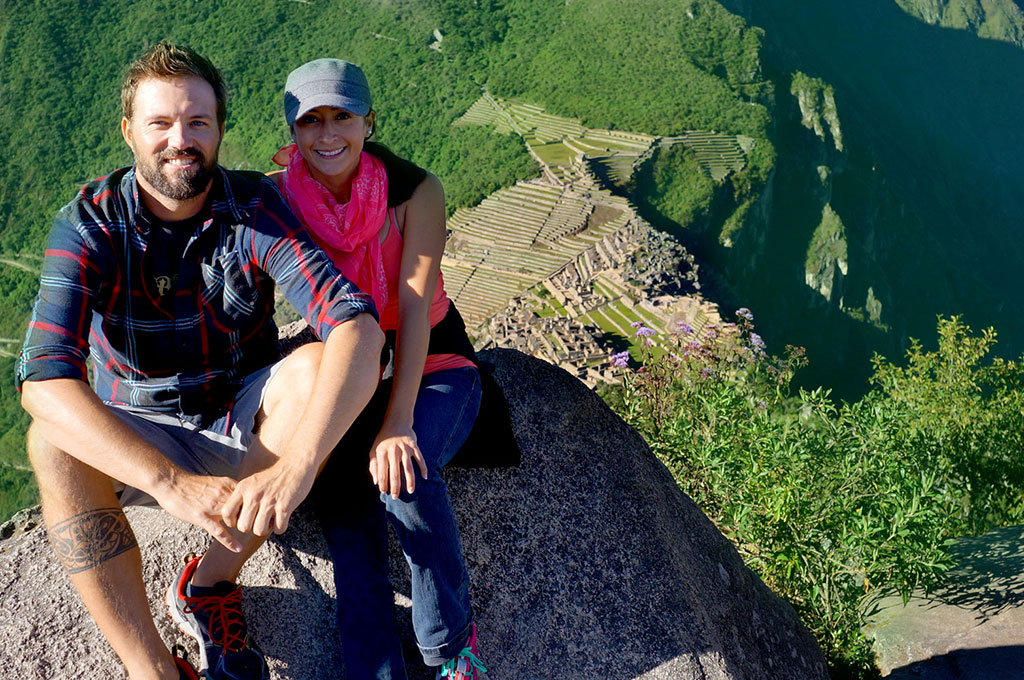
[312, 367, 482, 679]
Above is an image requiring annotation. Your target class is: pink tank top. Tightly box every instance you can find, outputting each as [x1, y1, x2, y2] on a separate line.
[377, 207, 475, 375]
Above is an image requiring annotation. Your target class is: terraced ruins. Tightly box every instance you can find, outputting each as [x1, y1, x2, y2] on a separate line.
[444, 94, 752, 384]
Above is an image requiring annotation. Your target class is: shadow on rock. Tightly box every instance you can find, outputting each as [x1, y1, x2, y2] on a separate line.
[889, 645, 1024, 680]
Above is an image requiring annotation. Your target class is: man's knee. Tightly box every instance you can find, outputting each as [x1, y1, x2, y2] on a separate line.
[26, 421, 113, 491]
[26, 421, 67, 476]
[283, 340, 324, 377]
[264, 342, 324, 415]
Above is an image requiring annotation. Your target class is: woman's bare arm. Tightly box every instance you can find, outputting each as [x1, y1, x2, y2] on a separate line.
[369, 172, 446, 498]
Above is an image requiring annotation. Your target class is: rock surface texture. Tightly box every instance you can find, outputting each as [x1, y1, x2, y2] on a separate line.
[864, 524, 1024, 679]
[0, 348, 827, 679]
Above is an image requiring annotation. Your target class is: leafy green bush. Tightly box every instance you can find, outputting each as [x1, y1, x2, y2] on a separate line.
[606, 314, 1024, 675]
[630, 145, 718, 233]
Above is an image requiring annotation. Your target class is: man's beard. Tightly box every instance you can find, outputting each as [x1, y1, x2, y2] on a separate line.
[136, 146, 217, 201]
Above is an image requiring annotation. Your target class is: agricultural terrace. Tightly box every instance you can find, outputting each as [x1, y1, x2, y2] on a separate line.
[454, 93, 750, 184]
[445, 94, 741, 383]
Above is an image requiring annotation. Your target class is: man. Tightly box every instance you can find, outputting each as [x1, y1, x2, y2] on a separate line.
[16, 42, 383, 680]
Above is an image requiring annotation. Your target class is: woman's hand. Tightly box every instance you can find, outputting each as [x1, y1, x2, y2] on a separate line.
[369, 424, 429, 499]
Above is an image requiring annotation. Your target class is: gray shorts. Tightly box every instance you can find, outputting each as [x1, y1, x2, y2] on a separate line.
[108, 360, 283, 507]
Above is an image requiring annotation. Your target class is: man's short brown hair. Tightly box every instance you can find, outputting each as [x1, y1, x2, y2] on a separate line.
[121, 41, 227, 125]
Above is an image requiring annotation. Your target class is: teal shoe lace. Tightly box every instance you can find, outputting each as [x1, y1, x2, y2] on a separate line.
[439, 646, 488, 679]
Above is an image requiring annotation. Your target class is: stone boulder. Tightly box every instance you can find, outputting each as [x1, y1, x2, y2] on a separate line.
[0, 348, 827, 679]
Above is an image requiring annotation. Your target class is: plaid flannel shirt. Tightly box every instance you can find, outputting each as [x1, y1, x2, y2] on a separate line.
[16, 166, 377, 419]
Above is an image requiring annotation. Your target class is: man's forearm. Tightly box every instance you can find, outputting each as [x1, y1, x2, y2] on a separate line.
[22, 378, 176, 495]
[219, 313, 384, 536]
[307, 315, 385, 466]
[288, 312, 384, 469]
[23, 377, 243, 551]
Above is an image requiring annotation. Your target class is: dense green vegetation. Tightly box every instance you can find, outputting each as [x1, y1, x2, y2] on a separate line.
[0, 0, 771, 517]
[606, 315, 1024, 676]
[630, 145, 719, 234]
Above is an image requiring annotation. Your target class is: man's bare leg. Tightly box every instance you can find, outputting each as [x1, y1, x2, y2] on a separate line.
[192, 342, 326, 586]
[27, 424, 180, 680]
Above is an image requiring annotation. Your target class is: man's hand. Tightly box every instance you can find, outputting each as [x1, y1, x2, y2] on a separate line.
[220, 458, 317, 537]
[151, 471, 242, 552]
[369, 424, 429, 499]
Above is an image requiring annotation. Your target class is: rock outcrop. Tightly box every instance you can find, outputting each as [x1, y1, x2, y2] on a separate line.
[0, 349, 827, 679]
[864, 524, 1024, 679]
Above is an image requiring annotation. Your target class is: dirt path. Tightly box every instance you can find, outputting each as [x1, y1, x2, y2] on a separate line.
[0, 257, 39, 274]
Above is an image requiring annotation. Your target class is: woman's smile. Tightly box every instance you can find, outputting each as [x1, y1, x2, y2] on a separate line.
[292, 105, 373, 198]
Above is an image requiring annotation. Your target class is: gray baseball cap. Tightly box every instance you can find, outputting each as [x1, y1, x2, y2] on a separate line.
[284, 58, 372, 126]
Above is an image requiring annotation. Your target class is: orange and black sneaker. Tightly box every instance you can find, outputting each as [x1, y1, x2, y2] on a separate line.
[166, 554, 269, 680]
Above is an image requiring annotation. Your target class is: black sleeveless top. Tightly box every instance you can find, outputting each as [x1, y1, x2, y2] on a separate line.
[364, 141, 427, 208]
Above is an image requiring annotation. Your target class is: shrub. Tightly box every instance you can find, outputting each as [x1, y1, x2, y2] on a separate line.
[607, 314, 1024, 675]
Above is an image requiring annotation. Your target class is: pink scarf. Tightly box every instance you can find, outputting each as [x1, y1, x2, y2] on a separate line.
[274, 144, 389, 310]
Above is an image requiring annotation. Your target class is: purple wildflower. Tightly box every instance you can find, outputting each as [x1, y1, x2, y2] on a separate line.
[750, 332, 766, 351]
[736, 307, 754, 322]
[630, 321, 643, 328]
[610, 351, 630, 368]
[705, 328, 719, 340]
[635, 325, 656, 337]
[676, 321, 694, 335]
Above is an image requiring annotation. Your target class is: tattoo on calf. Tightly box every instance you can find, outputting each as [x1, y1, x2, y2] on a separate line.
[48, 508, 138, 574]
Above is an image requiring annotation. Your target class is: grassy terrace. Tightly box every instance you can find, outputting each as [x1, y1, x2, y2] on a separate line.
[446, 187, 625, 310]
[584, 307, 620, 337]
[446, 94, 743, 351]
[591, 276, 631, 303]
[675, 131, 748, 181]
[457, 93, 749, 186]
[597, 303, 635, 334]
[576, 292, 676, 362]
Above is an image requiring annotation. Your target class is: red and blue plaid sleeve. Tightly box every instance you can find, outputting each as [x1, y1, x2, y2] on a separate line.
[250, 180, 378, 340]
[16, 210, 108, 390]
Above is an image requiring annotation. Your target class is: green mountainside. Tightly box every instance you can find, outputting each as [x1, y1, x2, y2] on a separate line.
[701, 0, 1024, 396]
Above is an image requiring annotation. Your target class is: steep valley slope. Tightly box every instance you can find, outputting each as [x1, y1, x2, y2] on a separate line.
[706, 0, 1024, 396]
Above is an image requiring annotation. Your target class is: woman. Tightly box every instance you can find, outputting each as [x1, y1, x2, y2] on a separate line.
[271, 58, 487, 680]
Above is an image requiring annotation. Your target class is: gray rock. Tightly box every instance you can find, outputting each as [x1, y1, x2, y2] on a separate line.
[864, 524, 1024, 679]
[0, 349, 827, 679]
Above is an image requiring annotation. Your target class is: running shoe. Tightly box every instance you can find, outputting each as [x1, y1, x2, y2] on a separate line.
[172, 643, 200, 680]
[166, 553, 269, 680]
[437, 624, 487, 680]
